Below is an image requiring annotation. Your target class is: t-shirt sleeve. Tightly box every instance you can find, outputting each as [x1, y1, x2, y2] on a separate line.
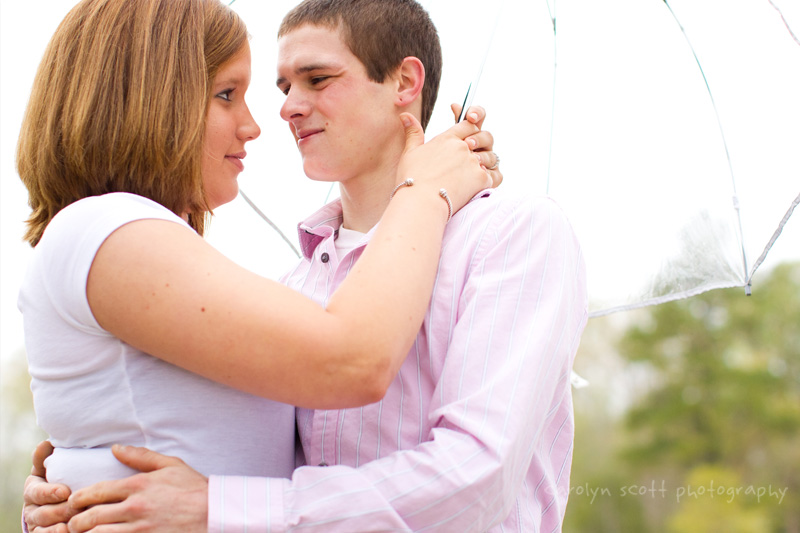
[33, 193, 191, 331]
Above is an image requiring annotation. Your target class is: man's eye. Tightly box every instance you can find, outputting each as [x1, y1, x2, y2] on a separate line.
[310, 76, 329, 85]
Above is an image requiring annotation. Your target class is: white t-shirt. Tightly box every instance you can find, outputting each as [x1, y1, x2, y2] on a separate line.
[18, 193, 296, 490]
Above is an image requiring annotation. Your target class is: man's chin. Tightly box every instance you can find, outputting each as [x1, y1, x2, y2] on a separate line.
[302, 162, 341, 184]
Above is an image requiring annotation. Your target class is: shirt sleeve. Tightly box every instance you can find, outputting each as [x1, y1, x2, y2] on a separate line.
[208, 197, 588, 533]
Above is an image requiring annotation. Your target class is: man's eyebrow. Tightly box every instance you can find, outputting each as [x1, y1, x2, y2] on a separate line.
[276, 64, 333, 87]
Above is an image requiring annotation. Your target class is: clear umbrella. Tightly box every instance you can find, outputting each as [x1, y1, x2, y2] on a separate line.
[221, 0, 800, 317]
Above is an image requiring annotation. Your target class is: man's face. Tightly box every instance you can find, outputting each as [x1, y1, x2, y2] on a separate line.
[276, 24, 403, 185]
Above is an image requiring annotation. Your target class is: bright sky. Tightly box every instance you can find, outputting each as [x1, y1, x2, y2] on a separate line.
[2, 0, 799, 371]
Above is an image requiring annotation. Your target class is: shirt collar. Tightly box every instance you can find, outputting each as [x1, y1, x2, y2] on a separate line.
[296, 199, 345, 260]
[295, 188, 495, 260]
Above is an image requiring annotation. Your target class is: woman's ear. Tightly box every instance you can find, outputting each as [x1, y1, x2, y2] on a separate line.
[394, 56, 425, 108]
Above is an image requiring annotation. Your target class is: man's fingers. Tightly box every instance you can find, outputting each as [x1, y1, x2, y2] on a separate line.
[67, 501, 145, 533]
[32, 440, 54, 477]
[24, 475, 71, 505]
[30, 524, 70, 533]
[25, 501, 76, 531]
[69, 475, 144, 509]
[24, 474, 76, 532]
[111, 444, 184, 473]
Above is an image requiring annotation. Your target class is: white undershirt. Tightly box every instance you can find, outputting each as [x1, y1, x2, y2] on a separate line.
[334, 226, 367, 257]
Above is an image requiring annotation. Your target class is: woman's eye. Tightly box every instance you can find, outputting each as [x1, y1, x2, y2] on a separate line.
[216, 89, 234, 102]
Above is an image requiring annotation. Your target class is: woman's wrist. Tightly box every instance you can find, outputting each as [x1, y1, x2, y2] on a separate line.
[389, 178, 454, 223]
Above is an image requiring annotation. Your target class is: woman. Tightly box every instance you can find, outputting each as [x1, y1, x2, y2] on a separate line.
[17, 0, 497, 499]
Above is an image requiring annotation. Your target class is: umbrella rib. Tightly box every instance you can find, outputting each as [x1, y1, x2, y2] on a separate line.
[324, 183, 337, 204]
[455, 1, 506, 124]
[746, 191, 800, 287]
[744, 1, 800, 289]
[767, 0, 800, 46]
[239, 189, 302, 259]
[662, 0, 749, 287]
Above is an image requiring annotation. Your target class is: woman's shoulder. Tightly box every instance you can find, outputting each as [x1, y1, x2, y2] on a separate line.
[56, 192, 180, 222]
[40, 193, 187, 246]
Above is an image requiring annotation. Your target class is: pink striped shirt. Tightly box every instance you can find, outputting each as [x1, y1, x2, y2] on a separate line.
[208, 189, 588, 532]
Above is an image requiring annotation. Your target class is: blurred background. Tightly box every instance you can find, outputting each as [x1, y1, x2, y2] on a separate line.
[2, 0, 798, 530]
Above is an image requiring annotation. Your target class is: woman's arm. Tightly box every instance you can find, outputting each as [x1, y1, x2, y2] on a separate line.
[87, 113, 493, 410]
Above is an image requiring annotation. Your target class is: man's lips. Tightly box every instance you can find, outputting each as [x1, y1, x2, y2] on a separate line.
[225, 152, 246, 172]
[296, 128, 323, 144]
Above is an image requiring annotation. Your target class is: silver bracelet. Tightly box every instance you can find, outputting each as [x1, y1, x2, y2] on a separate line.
[389, 178, 453, 223]
[439, 188, 453, 222]
[390, 178, 414, 198]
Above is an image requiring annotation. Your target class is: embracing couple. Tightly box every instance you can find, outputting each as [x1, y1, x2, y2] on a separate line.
[19, 0, 587, 531]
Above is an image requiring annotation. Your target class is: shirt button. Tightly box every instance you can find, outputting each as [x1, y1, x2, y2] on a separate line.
[320, 252, 330, 263]
[318, 462, 329, 467]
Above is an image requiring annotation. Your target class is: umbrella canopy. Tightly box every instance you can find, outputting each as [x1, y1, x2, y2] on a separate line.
[220, 0, 800, 316]
[2, 0, 798, 331]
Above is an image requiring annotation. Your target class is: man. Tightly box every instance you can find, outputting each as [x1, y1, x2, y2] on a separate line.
[25, 0, 587, 530]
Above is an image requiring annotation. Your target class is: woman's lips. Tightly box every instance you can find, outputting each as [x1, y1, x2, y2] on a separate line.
[226, 152, 246, 171]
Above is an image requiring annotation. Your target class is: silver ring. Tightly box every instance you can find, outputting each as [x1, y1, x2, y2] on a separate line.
[488, 154, 500, 171]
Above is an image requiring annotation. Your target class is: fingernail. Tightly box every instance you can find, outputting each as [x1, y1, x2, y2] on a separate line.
[401, 115, 412, 127]
[468, 112, 478, 122]
[468, 138, 477, 148]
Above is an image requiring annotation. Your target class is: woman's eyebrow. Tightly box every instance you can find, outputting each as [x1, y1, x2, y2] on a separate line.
[214, 74, 248, 87]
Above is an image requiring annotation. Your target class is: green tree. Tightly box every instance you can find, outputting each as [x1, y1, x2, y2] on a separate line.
[565, 314, 654, 532]
[619, 263, 800, 531]
[668, 466, 770, 533]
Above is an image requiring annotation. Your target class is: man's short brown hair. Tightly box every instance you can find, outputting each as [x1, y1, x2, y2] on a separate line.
[279, 0, 442, 130]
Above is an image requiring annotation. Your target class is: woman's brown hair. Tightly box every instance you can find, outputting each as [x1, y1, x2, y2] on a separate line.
[16, 0, 248, 246]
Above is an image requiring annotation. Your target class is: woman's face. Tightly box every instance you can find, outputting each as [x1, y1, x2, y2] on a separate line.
[202, 42, 261, 210]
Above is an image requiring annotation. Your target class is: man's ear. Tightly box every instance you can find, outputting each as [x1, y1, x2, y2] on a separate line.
[395, 56, 425, 109]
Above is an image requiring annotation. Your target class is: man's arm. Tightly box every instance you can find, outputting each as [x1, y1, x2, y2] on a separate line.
[68, 197, 587, 532]
[73, 196, 579, 533]
[207, 196, 588, 532]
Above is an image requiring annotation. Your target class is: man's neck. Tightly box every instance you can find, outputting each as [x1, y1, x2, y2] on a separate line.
[338, 174, 394, 233]
[337, 144, 404, 233]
